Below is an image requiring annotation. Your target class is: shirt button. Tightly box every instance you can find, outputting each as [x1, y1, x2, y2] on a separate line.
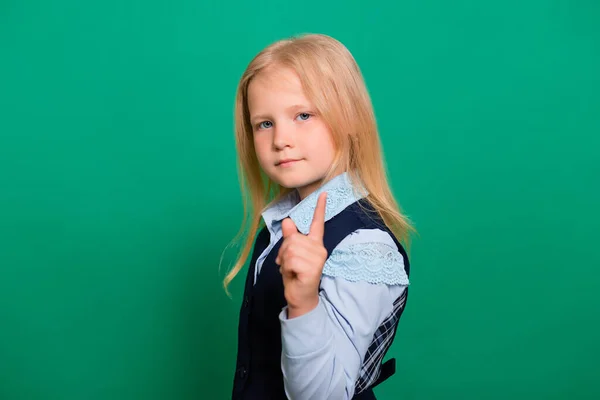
[243, 295, 249, 308]
[238, 366, 247, 378]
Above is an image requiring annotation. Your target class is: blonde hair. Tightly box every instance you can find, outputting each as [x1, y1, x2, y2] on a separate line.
[222, 33, 416, 294]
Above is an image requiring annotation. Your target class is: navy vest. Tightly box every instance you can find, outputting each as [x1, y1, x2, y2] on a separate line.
[232, 198, 410, 400]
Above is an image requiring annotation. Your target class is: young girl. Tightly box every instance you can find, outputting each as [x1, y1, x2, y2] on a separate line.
[223, 33, 415, 400]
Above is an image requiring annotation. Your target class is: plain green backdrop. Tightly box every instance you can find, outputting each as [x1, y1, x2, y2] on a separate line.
[1, 1, 599, 399]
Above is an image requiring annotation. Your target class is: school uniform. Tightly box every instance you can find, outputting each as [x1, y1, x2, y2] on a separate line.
[232, 172, 410, 400]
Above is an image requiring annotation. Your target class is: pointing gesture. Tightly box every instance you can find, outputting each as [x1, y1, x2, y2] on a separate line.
[276, 191, 328, 318]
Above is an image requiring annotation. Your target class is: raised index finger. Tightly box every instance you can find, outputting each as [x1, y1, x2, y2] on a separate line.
[309, 192, 327, 240]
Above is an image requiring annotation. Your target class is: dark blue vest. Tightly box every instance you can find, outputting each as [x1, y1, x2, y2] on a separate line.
[232, 198, 410, 400]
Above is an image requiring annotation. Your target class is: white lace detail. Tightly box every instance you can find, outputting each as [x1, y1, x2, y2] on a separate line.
[323, 242, 409, 285]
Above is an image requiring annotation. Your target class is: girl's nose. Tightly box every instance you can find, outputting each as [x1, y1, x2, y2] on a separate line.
[273, 126, 294, 150]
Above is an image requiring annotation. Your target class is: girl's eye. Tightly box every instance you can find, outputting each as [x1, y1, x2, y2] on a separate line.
[258, 121, 273, 129]
[297, 113, 311, 121]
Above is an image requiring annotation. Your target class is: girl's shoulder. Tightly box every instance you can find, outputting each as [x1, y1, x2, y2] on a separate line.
[323, 199, 410, 286]
[323, 226, 410, 287]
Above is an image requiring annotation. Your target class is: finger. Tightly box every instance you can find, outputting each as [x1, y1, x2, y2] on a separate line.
[276, 226, 299, 264]
[275, 244, 285, 266]
[309, 192, 327, 240]
[281, 217, 298, 239]
[280, 253, 322, 281]
[276, 237, 297, 266]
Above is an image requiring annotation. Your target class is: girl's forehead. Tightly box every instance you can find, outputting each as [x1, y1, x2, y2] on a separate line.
[254, 67, 300, 89]
[248, 67, 310, 105]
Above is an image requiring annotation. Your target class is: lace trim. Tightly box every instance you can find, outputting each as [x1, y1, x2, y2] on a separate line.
[323, 242, 409, 285]
[291, 185, 358, 233]
[262, 172, 368, 233]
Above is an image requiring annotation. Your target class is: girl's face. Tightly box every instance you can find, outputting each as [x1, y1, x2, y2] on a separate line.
[247, 66, 338, 200]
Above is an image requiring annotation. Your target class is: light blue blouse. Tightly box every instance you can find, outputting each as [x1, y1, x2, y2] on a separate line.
[255, 172, 410, 400]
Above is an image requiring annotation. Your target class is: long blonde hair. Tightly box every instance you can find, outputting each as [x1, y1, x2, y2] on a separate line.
[222, 33, 416, 294]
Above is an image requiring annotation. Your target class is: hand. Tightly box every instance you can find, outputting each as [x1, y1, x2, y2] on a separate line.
[276, 191, 328, 319]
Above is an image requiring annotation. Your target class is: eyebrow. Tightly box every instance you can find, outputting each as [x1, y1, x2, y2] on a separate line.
[250, 104, 310, 124]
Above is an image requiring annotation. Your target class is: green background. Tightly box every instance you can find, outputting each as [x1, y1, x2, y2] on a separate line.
[1, 1, 598, 399]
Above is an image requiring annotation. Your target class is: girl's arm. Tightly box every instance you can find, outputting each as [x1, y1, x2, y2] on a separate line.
[278, 229, 409, 400]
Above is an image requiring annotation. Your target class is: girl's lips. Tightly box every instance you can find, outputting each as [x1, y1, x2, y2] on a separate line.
[277, 159, 302, 167]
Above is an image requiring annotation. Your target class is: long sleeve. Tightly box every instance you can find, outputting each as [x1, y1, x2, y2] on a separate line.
[278, 229, 409, 400]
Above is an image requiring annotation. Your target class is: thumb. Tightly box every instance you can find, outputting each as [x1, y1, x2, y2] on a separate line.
[281, 218, 298, 238]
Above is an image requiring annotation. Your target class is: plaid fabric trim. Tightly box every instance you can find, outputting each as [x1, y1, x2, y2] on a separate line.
[354, 289, 408, 393]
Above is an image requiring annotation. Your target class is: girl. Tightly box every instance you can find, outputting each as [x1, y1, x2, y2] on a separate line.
[223, 33, 415, 400]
